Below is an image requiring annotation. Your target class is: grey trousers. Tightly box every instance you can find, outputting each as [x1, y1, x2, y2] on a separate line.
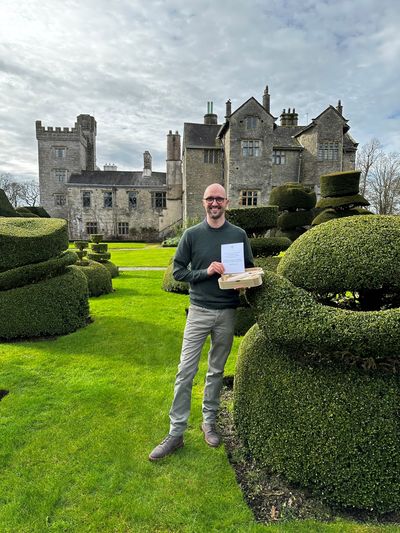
[169, 304, 236, 437]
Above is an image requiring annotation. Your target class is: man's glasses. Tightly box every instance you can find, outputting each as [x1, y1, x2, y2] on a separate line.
[203, 196, 226, 204]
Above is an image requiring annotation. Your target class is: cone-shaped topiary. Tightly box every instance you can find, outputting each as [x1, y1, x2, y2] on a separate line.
[0, 189, 20, 217]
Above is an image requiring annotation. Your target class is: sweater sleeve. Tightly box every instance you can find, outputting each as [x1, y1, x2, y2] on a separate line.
[173, 231, 209, 283]
[244, 234, 255, 268]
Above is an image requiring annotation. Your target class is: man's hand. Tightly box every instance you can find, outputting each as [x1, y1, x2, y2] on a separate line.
[207, 261, 225, 276]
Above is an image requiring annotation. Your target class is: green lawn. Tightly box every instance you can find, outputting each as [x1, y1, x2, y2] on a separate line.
[69, 242, 176, 267]
[0, 269, 398, 531]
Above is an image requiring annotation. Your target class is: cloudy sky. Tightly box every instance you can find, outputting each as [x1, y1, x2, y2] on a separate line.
[1, 0, 399, 180]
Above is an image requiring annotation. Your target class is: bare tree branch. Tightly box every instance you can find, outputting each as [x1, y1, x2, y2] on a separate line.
[356, 138, 383, 196]
[366, 152, 400, 214]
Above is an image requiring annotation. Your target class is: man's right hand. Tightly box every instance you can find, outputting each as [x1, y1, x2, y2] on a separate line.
[207, 261, 225, 276]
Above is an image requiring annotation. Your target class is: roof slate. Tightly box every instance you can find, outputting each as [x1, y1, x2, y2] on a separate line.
[183, 123, 221, 148]
[68, 170, 166, 187]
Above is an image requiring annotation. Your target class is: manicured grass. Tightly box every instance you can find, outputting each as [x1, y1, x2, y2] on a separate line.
[0, 271, 398, 531]
[109, 246, 175, 267]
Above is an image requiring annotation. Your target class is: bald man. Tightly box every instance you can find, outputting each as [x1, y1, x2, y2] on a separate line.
[149, 183, 254, 460]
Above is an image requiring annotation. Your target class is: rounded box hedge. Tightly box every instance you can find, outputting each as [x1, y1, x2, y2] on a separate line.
[75, 260, 113, 297]
[278, 215, 400, 295]
[235, 215, 400, 512]
[234, 324, 400, 513]
[0, 266, 89, 340]
[0, 218, 69, 271]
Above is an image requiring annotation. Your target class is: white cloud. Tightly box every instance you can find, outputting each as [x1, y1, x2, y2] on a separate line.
[0, 0, 399, 178]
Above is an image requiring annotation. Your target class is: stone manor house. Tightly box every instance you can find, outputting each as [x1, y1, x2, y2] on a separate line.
[36, 86, 358, 240]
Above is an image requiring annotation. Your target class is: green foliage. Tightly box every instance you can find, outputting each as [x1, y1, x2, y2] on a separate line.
[275, 227, 306, 241]
[316, 194, 369, 209]
[278, 215, 400, 294]
[234, 306, 256, 336]
[162, 260, 188, 294]
[24, 206, 51, 218]
[234, 324, 400, 513]
[101, 260, 119, 278]
[0, 218, 69, 271]
[269, 184, 316, 211]
[254, 255, 282, 273]
[90, 234, 104, 244]
[247, 269, 400, 359]
[87, 251, 111, 262]
[0, 189, 20, 217]
[320, 170, 361, 197]
[75, 260, 113, 297]
[90, 243, 108, 253]
[312, 207, 373, 226]
[162, 236, 180, 247]
[0, 250, 78, 291]
[278, 210, 314, 229]
[0, 266, 89, 340]
[226, 206, 278, 236]
[250, 237, 291, 257]
[15, 207, 39, 217]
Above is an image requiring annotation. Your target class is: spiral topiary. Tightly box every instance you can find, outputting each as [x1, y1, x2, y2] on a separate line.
[234, 215, 400, 512]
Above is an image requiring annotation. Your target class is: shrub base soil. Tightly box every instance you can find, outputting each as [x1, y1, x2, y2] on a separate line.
[217, 384, 400, 526]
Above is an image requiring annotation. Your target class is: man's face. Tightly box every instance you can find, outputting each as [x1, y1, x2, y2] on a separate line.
[202, 187, 228, 219]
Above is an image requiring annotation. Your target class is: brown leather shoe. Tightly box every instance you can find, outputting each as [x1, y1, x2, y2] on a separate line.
[148, 434, 184, 461]
[201, 423, 221, 447]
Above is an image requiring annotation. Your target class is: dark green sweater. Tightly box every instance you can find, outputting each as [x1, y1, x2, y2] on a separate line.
[173, 219, 254, 309]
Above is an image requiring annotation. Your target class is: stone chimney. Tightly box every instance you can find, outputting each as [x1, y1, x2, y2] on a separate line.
[225, 99, 232, 119]
[336, 99, 343, 115]
[204, 101, 218, 125]
[143, 151, 152, 178]
[280, 108, 298, 127]
[263, 85, 270, 113]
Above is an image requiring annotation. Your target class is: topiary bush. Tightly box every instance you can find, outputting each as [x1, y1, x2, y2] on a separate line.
[234, 215, 400, 513]
[0, 266, 89, 340]
[75, 260, 113, 297]
[250, 237, 291, 257]
[16, 207, 40, 217]
[0, 218, 69, 271]
[162, 259, 189, 294]
[85, 234, 118, 279]
[234, 324, 400, 513]
[269, 183, 316, 241]
[313, 171, 372, 226]
[226, 206, 278, 237]
[0, 250, 78, 291]
[0, 218, 89, 340]
[0, 189, 20, 217]
[101, 260, 119, 278]
[278, 216, 400, 305]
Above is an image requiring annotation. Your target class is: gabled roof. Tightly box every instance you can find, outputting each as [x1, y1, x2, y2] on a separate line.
[230, 97, 277, 120]
[183, 123, 222, 149]
[217, 97, 277, 139]
[68, 170, 166, 187]
[294, 105, 349, 137]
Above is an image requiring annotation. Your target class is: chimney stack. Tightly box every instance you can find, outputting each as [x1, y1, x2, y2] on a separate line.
[143, 151, 152, 178]
[204, 101, 218, 125]
[280, 108, 298, 127]
[225, 99, 231, 119]
[336, 99, 343, 115]
[263, 85, 270, 113]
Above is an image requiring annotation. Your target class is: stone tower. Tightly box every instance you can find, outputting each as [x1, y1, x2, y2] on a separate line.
[164, 130, 183, 226]
[36, 114, 97, 218]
